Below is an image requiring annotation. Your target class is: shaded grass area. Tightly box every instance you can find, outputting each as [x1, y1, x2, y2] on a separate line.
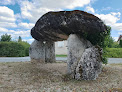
[0, 62, 121, 92]
[104, 48, 122, 58]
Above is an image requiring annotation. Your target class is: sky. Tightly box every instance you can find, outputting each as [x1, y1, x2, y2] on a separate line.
[0, 0, 122, 44]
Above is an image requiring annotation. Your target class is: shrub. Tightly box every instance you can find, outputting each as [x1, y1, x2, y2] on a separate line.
[119, 40, 122, 47]
[0, 41, 30, 57]
[19, 41, 30, 56]
[103, 48, 122, 58]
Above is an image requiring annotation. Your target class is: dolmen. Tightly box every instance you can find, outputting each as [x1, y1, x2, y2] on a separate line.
[29, 10, 108, 80]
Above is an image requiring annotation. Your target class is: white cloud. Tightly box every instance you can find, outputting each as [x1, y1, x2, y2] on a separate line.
[0, 27, 30, 40]
[0, 27, 14, 33]
[0, 0, 15, 5]
[23, 38, 34, 44]
[95, 12, 122, 31]
[85, 6, 95, 13]
[31, 0, 90, 9]
[113, 37, 118, 41]
[15, 13, 22, 23]
[20, 0, 91, 23]
[95, 13, 120, 24]
[101, 7, 112, 11]
[0, 6, 14, 17]
[112, 23, 122, 31]
[111, 12, 121, 17]
[118, 32, 122, 35]
[0, 22, 17, 28]
[0, 6, 17, 28]
[18, 23, 35, 29]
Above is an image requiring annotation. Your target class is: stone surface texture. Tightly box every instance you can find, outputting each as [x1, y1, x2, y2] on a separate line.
[75, 46, 102, 80]
[29, 40, 45, 63]
[29, 40, 55, 63]
[45, 41, 55, 63]
[29, 10, 106, 80]
[67, 34, 93, 78]
[31, 10, 107, 43]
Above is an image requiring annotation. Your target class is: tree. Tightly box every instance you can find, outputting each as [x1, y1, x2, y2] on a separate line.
[0, 34, 11, 42]
[108, 37, 114, 48]
[18, 36, 22, 42]
[112, 42, 120, 48]
[119, 40, 122, 47]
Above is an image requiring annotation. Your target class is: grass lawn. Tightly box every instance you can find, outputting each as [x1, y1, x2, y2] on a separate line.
[56, 54, 67, 57]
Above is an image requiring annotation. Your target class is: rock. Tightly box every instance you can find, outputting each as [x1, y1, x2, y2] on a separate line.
[45, 41, 55, 63]
[31, 10, 107, 45]
[29, 10, 106, 80]
[67, 34, 92, 78]
[75, 46, 102, 80]
[29, 40, 45, 63]
[29, 40, 55, 63]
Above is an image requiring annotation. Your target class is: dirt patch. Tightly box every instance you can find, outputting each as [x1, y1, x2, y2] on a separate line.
[0, 62, 121, 92]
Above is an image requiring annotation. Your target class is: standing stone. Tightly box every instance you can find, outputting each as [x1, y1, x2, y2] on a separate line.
[29, 40, 45, 63]
[45, 41, 55, 63]
[75, 46, 102, 80]
[67, 34, 92, 78]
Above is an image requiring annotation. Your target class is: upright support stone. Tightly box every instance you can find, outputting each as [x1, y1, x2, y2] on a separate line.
[45, 41, 55, 63]
[75, 46, 102, 80]
[67, 34, 92, 78]
[29, 40, 45, 63]
[29, 40, 55, 63]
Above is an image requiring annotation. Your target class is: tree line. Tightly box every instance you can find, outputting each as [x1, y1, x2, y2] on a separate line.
[0, 34, 30, 57]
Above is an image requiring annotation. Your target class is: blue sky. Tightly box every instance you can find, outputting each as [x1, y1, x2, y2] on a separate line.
[0, 0, 122, 43]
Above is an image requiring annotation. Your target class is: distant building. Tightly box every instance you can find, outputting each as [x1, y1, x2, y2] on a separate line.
[117, 35, 122, 43]
[55, 40, 67, 55]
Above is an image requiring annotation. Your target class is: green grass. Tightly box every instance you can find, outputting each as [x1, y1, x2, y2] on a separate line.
[104, 48, 122, 58]
[56, 48, 122, 58]
[56, 54, 67, 57]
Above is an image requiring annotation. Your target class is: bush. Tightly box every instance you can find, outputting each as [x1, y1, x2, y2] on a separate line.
[103, 48, 122, 58]
[119, 40, 122, 47]
[112, 42, 120, 48]
[19, 41, 30, 56]
[0, 41, 30, 57]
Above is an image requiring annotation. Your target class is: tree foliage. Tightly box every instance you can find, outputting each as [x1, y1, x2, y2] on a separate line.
[0, 34, 30, 57]
[119, 40, 122, 47]
[0, 41, 30, 57]
[0, 42, 25, 57]
[0, 34, 11, 42]
[101, 26, 111, 64]
[18, 36, 22, 42]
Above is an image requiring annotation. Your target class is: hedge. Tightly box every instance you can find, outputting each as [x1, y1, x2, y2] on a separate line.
[0, 42, 30, 57]
[104, 48, 122, 58]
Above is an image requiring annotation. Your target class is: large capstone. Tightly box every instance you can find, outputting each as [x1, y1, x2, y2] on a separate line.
[67, 34, 92, 78]
[75, 46, 102, 80]
[31, 10, 107, 45]
[29, 40, 55, 63]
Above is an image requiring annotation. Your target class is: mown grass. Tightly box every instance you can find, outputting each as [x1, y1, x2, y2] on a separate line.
[56, 54, 67, 57]
[104, 48, 122, 58]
